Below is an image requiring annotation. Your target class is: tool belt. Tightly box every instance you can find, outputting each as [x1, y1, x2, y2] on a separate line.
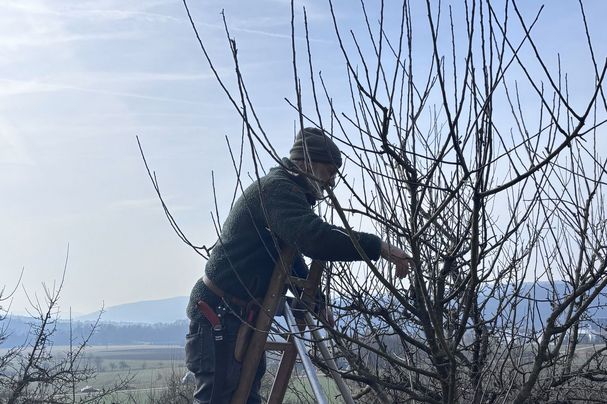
[199, 273, 260, 364]
[196, 300, 227, 402]
[203, 273, 249, 309]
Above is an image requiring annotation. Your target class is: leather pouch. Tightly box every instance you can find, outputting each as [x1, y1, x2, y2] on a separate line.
[234, 322, 253, 362]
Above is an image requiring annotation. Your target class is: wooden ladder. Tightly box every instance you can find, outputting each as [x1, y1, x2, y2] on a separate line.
[230, 248, 354, 404]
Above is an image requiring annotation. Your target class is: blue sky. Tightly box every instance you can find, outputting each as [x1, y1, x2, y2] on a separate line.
[1, 0, 606, 316]
[1, 0, 342, 315]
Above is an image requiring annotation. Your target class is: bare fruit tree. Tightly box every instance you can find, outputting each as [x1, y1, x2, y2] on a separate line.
[178, 0, 607, 402]
[0, 256, 131, 403]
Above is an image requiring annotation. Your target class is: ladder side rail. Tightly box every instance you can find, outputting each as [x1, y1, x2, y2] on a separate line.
[267, 260, 325, 403]
[305, 312, 355, 404]
[283, 303, 329, 404]
[266, 317, 305, 404]
[230, 248, 295, 404]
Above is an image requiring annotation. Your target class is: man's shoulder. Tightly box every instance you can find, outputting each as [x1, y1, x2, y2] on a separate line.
[238, 162, 314, 205]
[263, 167, 301, 192]
[235, 166, 296, 200]
[260, 165, 315, 203]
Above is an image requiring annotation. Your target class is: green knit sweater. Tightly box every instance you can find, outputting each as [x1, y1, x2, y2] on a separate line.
[186, 159, 382, 322]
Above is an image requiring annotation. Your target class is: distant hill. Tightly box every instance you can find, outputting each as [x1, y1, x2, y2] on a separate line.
[3, 296, 191, 348]
[73, 283, 607, 326]
[3, 281, 607, 348]
[1, 315, 188, 348]
[481, 281, 607, 329]
[77, 296, 189, 324]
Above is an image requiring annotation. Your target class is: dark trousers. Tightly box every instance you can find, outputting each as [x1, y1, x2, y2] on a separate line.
[185, 314, 266, 404]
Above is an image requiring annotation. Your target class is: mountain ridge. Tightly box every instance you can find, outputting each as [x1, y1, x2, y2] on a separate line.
[76, 296, 189, 324]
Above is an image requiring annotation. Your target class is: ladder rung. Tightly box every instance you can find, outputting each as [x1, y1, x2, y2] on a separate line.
[265, 341, 292, 352]
[286, 276, 311, 289]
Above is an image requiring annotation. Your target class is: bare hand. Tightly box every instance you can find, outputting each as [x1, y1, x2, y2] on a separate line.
[381, 241, 415, 279]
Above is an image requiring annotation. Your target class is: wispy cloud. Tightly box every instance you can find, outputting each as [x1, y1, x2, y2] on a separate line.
[0, 1, 177, 54]
[225, 25, 333, 44]
[199, 20, 333, 44]
[69, 71, 217, 83]
[0, 31, 141, 51]
[1, 0, 180, 23]
[108, 197, 195, 213]
[0, 79, 59, 96]
[0, 78, 207, 105]
[108, 197, 159, 210]
[0, 121, 35, 166]
[60, 8, 180, 23]
[263, 0, 329, 22]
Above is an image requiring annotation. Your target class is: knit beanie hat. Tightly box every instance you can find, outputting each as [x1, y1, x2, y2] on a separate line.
[289, 127, 342, 168]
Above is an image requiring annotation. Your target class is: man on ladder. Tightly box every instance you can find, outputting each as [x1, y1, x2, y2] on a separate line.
[185, 127, 415, 404]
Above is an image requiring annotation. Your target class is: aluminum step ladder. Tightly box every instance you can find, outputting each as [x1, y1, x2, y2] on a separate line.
[230, 248, 354, 404]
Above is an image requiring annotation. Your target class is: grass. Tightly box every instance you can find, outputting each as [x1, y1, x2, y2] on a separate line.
[76, 345, 346, 403]
[281, 373, 344, 403]
[82, 345, 187, 390]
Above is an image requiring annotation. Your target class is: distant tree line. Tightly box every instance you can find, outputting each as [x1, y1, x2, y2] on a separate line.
[3, 317, 188, 348]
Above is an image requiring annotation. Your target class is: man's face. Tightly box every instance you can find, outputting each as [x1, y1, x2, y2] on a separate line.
[311, 162, 338, 190]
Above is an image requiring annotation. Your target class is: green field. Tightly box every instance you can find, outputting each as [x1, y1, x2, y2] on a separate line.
[57, 345, 188, 404]
[75, 345, 344, 403]
[83, 345, 186, 388]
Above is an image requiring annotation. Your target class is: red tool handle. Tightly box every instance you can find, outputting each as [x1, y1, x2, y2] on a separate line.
[197, 300, 221, 329]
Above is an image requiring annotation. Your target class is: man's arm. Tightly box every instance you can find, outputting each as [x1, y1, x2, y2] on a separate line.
[263, 180, 381, 261]
[264, 178, 415, 281]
